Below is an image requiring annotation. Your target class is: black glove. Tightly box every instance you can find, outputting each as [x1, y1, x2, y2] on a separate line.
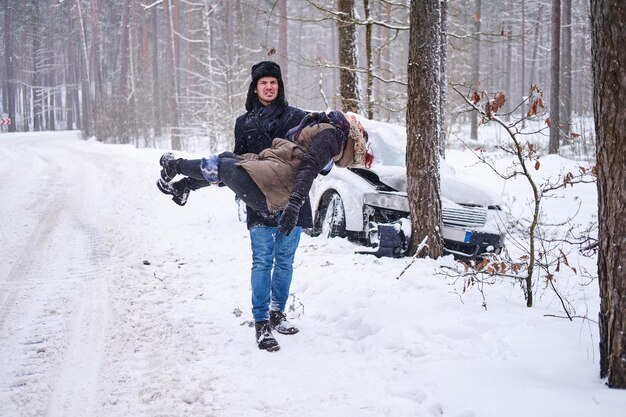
[278, 193, 305, 236]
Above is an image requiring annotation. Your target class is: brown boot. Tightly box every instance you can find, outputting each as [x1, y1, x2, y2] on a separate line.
[255, 321, 280, 352]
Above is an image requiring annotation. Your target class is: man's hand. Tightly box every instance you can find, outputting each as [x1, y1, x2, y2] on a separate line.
[278, 192, 305, 236]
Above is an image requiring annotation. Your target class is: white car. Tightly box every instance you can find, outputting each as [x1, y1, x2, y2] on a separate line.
[308, 117, 507, 258]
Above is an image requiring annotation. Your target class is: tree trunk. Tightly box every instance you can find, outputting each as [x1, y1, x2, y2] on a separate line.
[225, 0, 235, 121]
[90, 0, 104, 138]
[64, 51, 74, 130]
[592, 0, 626, 389]
[505, 0, 513, 115]
[561, 0, 572, 140]
[278, 0, 288, 89]
[151, 6, 161, 137]
[529, 2, 544, 86]
[117, 0, 131, 143]
[439, 0, 448, 156]
[549, 0, 561, 154]
[71, 47, 82, 131]
[32, 2, 43, 132]
[406, 0, 444, 259]
[470, 0, 481, 140]
[3, 1, 16, 132]
[364, 0, 374, 119]
[162, 0, 181, 148]
[75, 0, 92, 136]
[173, 0, 181, 97]
[520, 0, 526, 127]
[45, 1, 56, 131]
[337, 0, 361, 113]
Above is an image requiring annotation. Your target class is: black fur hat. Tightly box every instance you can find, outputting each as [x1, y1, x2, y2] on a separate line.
[245, 61, 288, 111]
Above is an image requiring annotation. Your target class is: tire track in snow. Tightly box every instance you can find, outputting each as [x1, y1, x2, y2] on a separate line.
[44, 219, 109, 417]
[0, 133, 110, 417]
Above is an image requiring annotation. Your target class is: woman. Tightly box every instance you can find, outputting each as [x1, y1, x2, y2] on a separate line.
[157, 111, 370, 236]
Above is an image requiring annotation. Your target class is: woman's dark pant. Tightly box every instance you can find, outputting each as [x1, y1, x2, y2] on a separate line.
[175, 155, 269, 213]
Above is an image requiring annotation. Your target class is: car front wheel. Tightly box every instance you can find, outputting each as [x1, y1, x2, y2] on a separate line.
[316, 191, 347, 239]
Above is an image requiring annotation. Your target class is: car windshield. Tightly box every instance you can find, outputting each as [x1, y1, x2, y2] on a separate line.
[359, 117, 407, 168]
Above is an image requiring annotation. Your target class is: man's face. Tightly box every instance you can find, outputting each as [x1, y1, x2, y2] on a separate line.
[255, 76, 279, 106]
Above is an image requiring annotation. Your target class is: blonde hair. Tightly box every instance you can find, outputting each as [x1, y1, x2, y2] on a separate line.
[347, 121, 366, 166]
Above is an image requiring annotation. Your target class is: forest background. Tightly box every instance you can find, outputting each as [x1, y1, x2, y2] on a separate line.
[4, 0, 626, 394]
[0, 0, 593, 158]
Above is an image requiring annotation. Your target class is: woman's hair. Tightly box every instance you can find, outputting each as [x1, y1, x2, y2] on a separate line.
[347, 120, 374, 168]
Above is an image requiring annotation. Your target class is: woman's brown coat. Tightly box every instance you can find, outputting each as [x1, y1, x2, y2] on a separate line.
[237, 123, 357, 212]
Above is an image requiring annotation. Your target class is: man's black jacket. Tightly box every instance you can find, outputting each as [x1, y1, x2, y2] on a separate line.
[234, 103, 311, 229]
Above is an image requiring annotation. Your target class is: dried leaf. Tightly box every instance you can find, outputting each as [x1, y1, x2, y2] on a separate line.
[476, 258, 489, 271]
[527, 98, 545, 117]
[559, 249, 570, 267]
[534, 160, 541, 170]
[563, 172, 574, 187]
[485, 103, 493, 120]
[545, 117, 552, 127]
[492, 92, 506, 112]
[571, 132, 581, 139]
[470, 91, 480, 105]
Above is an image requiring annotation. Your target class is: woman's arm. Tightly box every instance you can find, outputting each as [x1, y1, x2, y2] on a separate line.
[278, 128, 342, 235]
[291, 128, 341, 197]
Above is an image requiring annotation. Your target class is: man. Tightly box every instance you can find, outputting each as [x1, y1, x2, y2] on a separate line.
[158, 61, 308, 352]
[234, 61, 308, 352]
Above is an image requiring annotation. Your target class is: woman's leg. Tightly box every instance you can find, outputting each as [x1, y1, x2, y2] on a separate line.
[173, 159, 205, 180]
[161, 153, 270, 213]
[218, 157, 269, 213]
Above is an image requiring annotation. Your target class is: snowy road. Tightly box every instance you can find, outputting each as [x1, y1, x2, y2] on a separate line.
[0, 131, 624, 417]
[0, 132, 113, 417]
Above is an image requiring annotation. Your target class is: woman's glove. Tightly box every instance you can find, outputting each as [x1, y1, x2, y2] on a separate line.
[278, 192, 305, 236]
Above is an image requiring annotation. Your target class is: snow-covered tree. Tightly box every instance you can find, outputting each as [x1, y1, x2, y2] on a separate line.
[405, 0, 444, 258]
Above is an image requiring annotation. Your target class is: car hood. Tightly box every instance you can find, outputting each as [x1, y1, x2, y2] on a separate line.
[367, 165, 499, 207]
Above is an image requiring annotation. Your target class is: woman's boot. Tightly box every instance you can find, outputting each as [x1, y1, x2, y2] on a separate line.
[159, 152, 178, 182]
[156, 177, 192, 206]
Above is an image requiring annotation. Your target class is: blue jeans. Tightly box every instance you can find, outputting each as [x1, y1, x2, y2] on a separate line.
[249, 226, 302, 322]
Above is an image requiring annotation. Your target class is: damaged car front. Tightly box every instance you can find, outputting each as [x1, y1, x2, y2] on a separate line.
[309, 117, 507, 259]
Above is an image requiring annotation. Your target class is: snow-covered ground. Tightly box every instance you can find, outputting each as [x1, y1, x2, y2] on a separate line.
[0, 130, 623, 417]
